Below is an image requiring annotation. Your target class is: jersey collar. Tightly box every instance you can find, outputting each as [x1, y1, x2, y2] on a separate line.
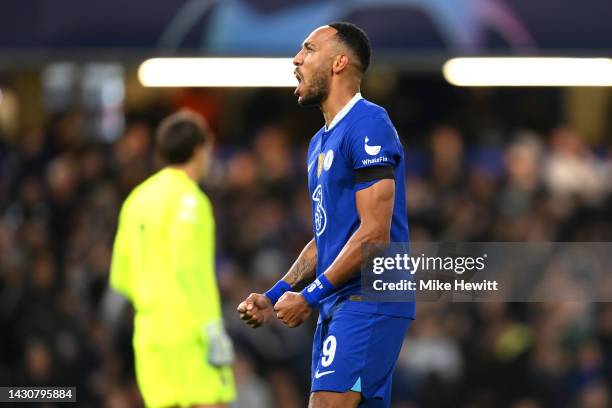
[325, 92, 363, 132]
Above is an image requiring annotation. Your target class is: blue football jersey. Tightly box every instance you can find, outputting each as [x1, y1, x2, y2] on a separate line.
[307, 95, 415, 319]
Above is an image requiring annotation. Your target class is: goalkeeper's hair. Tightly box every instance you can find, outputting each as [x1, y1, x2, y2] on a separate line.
[156, 110, 211, 164]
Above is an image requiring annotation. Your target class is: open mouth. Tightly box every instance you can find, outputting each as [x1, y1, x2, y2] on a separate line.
[294, 70, 303, 96]
[294, 70, 302, 83]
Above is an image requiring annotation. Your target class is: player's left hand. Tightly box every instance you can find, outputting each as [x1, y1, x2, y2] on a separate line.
[274, 291, 311, 328]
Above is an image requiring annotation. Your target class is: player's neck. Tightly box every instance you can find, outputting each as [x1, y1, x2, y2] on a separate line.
[321, 86, 360, 128]
[167, 163, 200, 183]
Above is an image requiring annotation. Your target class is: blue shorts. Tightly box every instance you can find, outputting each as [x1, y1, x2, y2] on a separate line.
[311, 303, 412, 407]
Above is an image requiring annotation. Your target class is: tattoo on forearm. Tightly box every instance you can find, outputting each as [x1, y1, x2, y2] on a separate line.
[285, 253, 317, 288]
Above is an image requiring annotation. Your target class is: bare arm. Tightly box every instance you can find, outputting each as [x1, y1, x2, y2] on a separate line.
[237, 238, 316, 328]
[281, 238, 317, 289]
[274, 179, 395, 328]
[323, 179, 394, 286]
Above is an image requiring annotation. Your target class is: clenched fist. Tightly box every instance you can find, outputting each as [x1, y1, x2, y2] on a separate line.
[237, 293, 272, 328]
[274, 291, 312, 328]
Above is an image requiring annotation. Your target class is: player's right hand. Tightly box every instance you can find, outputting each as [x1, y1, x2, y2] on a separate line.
[237, 293, 272, 328]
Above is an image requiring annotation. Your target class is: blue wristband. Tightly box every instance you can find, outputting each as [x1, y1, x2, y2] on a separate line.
[301, 274, 336, 306]
[264, 280, 292, 305]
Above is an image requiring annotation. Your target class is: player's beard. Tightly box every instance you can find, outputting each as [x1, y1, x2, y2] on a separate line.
[297, 67, 330, 108]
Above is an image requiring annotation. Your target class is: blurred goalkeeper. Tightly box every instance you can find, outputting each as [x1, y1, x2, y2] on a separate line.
[110, 111, 235, 408]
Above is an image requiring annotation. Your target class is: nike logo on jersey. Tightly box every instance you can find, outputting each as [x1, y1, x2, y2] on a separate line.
[314, 370, 335, 379]
[364, 137, 381, 156]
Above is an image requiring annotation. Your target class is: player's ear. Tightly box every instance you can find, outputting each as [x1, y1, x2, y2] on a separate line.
[332, 54, 350, 74]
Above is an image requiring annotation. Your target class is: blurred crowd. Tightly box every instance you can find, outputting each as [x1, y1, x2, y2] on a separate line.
[1, 85, 612, 408]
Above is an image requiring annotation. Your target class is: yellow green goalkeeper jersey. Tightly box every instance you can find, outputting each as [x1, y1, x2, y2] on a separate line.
[110, 168, 221, 348]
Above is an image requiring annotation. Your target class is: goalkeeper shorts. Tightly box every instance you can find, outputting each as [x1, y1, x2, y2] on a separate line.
[134, 340, 235, 408]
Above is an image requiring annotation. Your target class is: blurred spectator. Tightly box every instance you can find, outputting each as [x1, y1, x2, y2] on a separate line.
[544, 127, 608, 206]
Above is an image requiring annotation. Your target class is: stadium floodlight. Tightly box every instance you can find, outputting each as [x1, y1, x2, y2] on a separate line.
[443, 57, 612, 86]
[138, 58, 297, 87]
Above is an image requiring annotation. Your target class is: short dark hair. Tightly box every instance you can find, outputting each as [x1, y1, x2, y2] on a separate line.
[328, 22, 371, 73]
[156, 110, 210, 164]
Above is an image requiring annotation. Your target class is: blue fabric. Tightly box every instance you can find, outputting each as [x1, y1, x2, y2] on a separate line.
[306, 98, 415, 320]
[301, 274, 335, 306]
[351, 377, 362, 392]
[310, 303, 411, 407]
[264, 280, 291, 305]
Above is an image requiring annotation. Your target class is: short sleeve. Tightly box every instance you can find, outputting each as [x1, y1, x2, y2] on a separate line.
[345, 115, 402, 171]
[343, 114, 402, 190]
